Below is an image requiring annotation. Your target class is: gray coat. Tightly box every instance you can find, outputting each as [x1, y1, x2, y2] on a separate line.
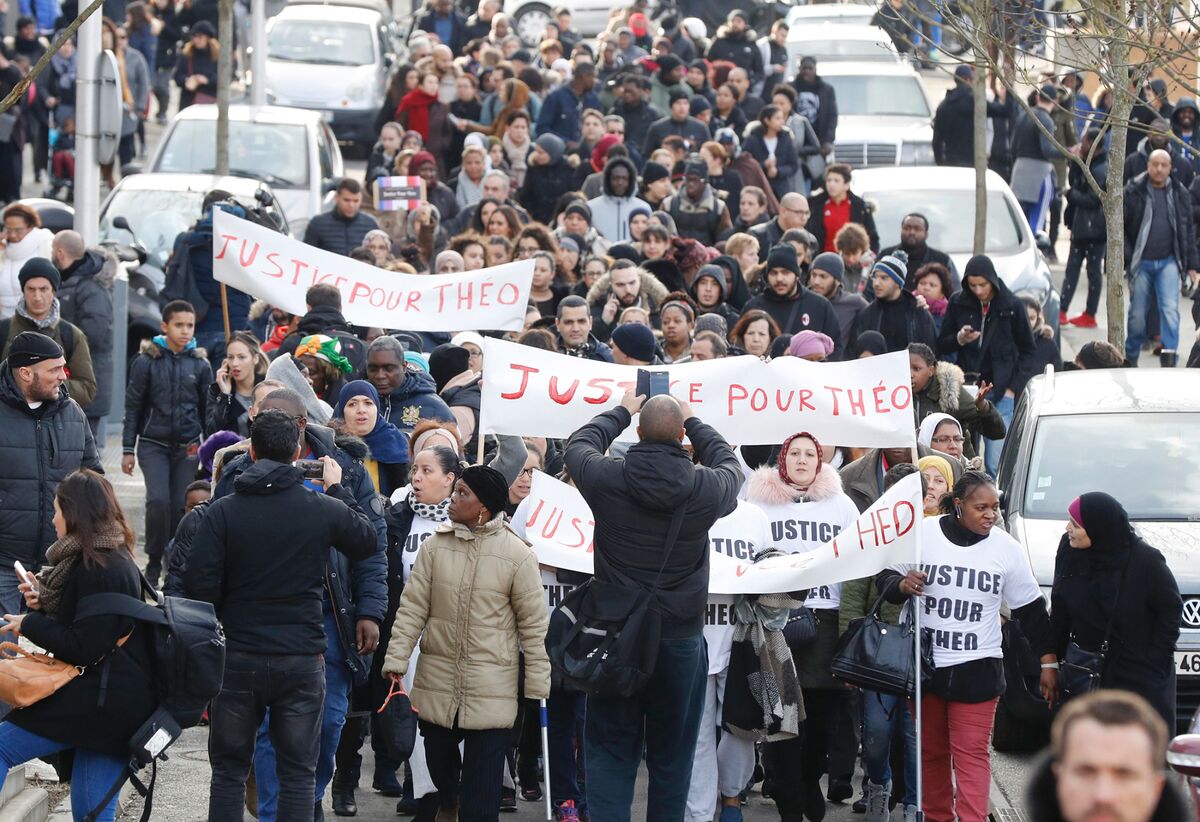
[0, 364, 102, 569]
[57, 249, 115, 417]
[121, 47, 152, 136]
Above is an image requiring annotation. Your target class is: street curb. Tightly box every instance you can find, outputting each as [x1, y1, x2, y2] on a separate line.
[44, 782, 133, 822]
[0, 787, 49, 822]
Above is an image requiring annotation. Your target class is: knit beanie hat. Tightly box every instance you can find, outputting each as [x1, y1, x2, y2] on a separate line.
[689, 95, 711, 116]
[610, 323, 657, 363]
[411, 150, 437, 171]
[810, 251, 845, 284]
[18, 257, 61, 292]
[788, 330, 835, 360]
[766, 243, 799, 275]
[641, 161, 670, 186]
[295, 335, 353, 374]
[428, 344, 471, 393]
[564, 201, 592, 224]
[668, 87, 690, 105]
[7, 331, 63, 369]
[872, 249, 908, 289]
[461, 464, 510, 518]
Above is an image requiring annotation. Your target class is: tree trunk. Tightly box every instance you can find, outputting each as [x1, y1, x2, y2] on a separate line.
[1103, 41, 1133, 355]
[972, 45, 988, 254]
[216, 0, 233, 176]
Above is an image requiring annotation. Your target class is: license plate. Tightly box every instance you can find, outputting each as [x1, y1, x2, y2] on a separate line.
[1176, 651, 1200, 674]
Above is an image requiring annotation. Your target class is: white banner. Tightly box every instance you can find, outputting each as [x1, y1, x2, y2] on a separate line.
[212, 211, 534, 331]
[514, 471, 923, 595]
[480, 337, 914, 447]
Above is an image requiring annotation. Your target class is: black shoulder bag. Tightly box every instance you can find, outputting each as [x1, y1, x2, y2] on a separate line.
[1060, 552, 1133, 699]
[547, 503, 688, 698]
[830, 590, 934, 697]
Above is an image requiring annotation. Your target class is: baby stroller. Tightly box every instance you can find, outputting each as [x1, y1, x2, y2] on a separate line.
[43, 115, 75, 203]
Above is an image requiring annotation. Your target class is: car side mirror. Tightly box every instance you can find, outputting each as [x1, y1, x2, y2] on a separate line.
[1035, 231, 1053, 254]
[1168, 734, 1200, 777]
[113, 215, 132, 232]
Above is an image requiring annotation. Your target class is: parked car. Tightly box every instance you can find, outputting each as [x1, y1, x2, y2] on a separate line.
[505, 0, 609, 46]
[263, 1, 399, 147]
[851, 165, 1060, 331]
[997, 368, 1200, 736]
[145, 104, 343, 236]
[784, 22, 901, 75]
[784, 0, 877, 28]
[819, 61, 934, 168]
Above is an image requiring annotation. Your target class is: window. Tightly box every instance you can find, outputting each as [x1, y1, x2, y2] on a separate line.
[268, 20, 375, 66]
[823, 75, 930, 117]
[155, 120, 310, 187]
[863, 189, 1026, 255]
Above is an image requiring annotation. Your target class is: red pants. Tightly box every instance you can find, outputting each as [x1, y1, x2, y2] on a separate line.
[917, 694, 997, 822]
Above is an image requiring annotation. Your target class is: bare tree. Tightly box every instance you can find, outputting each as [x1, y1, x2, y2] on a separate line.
[0, 0, 107, 113]
[216, 0, 234, 176]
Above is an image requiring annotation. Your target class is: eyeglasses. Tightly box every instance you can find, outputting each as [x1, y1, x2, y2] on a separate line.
[518, 467, 535, 477]
[932, 435, 965, 445]
[4, 225, 30, 239]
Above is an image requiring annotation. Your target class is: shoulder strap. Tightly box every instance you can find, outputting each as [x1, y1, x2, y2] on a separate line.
[75, 592, 169, 625]
[650, 503, 688, 592]
[59, 322, 75, 361]
[1100, 549, 1136, 652]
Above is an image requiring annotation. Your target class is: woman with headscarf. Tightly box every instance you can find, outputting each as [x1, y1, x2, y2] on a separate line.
[745, 432, 859, 822]
[917, 412, 975, 472]
[382, 464, 550, 822]
[334, 381, 411, 497]
[1051, 492, 1182, 725]
[918, 454, 955, 517]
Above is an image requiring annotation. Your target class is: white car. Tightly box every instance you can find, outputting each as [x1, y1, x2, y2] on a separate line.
[785, 22, 900, 74]
[821, 61, 934, 167]
[850, 165, 1060, 328]
[785, 1, 878, 28]
[505, 0, 610, 46]
[148, 104, 344, 236]
[263, 2, 399, 146]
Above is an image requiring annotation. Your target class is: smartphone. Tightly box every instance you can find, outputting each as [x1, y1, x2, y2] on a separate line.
[294, 459, 325, 480]
[13, 561, 32, 587]
[635, 369, 670, 398]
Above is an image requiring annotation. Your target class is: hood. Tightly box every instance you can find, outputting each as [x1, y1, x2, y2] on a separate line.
[394, 367, 439, 399]
[960, 254, 1016, 306]
[1024, 752, 1190, 822]
[621, 441, 698, 510]
[232, 458, 305, 494]
[140, 337, 206, 359]
[64, 248, 117, 289]
[715, 25, 756, 41]
[602, 156, 640, 199]
[1172, 96, 1200, 131]
[688, 265, 727, 304]
[746, 462, 844, 506]
[932, 361, 965, 413]
[298, 306, 353, 335]
[265, 354, 333, 425]
[586, 268, 671, 308]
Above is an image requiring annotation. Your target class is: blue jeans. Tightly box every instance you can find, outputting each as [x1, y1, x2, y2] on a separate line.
[984, 392, 1014, 477]
[0, 724, 125, 821]
[861, 690, 917, 806]
[585, 634, 708, 822]
[1126, 256, 1182, 360]
[255, 607, 353, 821]
[548, 688, 586, 809]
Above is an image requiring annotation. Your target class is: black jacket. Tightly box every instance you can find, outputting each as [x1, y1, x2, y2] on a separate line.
[1123, 136, 1195, 188]
[806, 190, 879, 253]
[11, 550, 156, 757]
[936, 262, 1037, 399]
[1123, 171, 1200, 272]
[791, 75, 838, 145]
[932, 83, 1010, 167]
[0, 366, 101, 568]
[413, 8, 469, 56]
[612, 98, 664, 156]
[122, 338, 212, 451]
[57, 249, 115, 417]
[742, 286, 844, 357]
[642, 115, 710, 156]
[380, 367, 455, 436]
[1051, 534, 1181, 725]
[1025, 754, 1189, 822]
[707, 29, 764, 85]
[564, 408, 741, 637]
[184, 458, 378, 656]
[273, 305, 368, 379]
[211, 426, 388, 682]
[743, 127, 800, 201]
[519, 159, 579, 225]
[847, 290, 938, 353]
[302, 209, 381, 257]
[1064, 148, 1108, 241]
[748, 217, 786, 262]
[878, 242, 957, 288]
[162, 498, 210, 598]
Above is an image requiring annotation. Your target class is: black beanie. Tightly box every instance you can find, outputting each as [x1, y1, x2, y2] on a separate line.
[428, 344, 471, 393]
[461, 464, 510, 518]
[18, 257, 61, 292]
[641, 161, 670, 186]
[7, 331, 64, 369]
[766, 244, 799, 276]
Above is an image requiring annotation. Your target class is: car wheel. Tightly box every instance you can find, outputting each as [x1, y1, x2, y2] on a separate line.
[513, 3, 553, 47]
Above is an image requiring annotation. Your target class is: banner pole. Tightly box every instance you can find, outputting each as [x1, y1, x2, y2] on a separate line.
[911, 444, 924, 820]
[540, 699, 552, 821]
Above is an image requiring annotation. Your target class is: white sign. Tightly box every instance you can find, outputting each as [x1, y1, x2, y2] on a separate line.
[514, 471, 923, 595]
[212, 211, 534, 331]
[481, 337, 915, 447]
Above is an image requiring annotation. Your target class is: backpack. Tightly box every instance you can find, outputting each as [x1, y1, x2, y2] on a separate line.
[75, 574, 226, 821]
[161, 236, 211, 321]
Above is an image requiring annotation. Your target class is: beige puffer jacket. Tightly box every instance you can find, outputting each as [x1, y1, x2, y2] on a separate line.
[382, 516, 550, 730]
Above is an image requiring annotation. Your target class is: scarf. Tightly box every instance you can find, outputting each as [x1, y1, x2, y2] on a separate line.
[397, 88, 439, 142]
[501, 131, 529, 187]
[37, 528, 128, 617]
[16, 298, 60, 330]
[116, 49, 133, 106]
[925, 295, 948, 317]
[404, 488, 451, 522]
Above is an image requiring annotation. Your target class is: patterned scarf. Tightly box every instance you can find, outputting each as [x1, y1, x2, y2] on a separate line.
[404, 490, 450, 522]
[36, 528, 128, 617]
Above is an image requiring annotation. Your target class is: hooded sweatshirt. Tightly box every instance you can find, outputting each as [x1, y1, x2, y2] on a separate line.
[587, 157, 651, 244]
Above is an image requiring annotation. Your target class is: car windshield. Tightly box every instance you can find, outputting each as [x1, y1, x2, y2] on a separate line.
[99, 189, 203, 261]
[789, 9, 875, 26]
[1023, 413, 1200, 520]
[823, 75, 930, 117]
[155, 120, 309, 187]
[268, 20, 375, 65]
[861, 188, 1026, 254]
[790, 39, 895, 62]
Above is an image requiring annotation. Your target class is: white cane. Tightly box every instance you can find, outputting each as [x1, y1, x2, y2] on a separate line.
[540, 699, 553, 821]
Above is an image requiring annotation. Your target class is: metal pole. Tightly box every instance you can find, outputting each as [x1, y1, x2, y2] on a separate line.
[250, 0, 266, 106]
[110, 274, 129, 426]
[539, 699, 552, 821]
[910, 445, 924, 820]
[73, 11, 102, 245]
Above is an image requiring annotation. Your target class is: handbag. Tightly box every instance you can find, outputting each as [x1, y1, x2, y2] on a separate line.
[830, 592, 932, 697]
[782, 607, 819, 649]
[1060, 552, 1132, 699]
[547, 504, 687, 698]
[375, 676, 418, 763]
[0, 634, 129, 708]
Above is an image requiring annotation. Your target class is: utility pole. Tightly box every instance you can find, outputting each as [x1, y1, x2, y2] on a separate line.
[73, 12, 102, 244]
[216, 0, 234, 175]
[250, 0, 266, 106]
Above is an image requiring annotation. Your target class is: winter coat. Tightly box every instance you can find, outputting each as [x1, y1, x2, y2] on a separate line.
[10, 549, 157, 758]
[748, 217, 787, 263]
[933, 83, 1009, 167]
[936, 263, 1037, 399]
[806, 190, 879, 254]
[413, 8, 469, 56]
[556, 333, 613, 363]
[838, 446, 937, 513]
[642, 114, 709, 157]
[162, 498, 210, 597]
[743, 127, 800, 201]
[1123, 136, 1195, 188]
[662, 184, 732, 246]
[0, 365, 101, 568]
[587, 158, 651, 245]
[302, 209, 381, 258]
[0, 308, 96, 407]
[536, 84, 602, 145]
[586, 269, 670, 341]
[878, 243, 958, 288]
[165, 218, 252, 334]
[380, 367, 455, 436]
[273, 305, 368, 379]
[518, 159, 579, 226]
[0, 227, 54, 319]
[1124, 170, 1200, 275]
[648, 74, 692, 116]
[172, 42, 217, 109]
[742, 286, 843, 356]
[1025, 754, 1188, 822]
[827, 286, 868, 350]
[612, 98, 664, 155]
[707, 28, 764, 84]
[846, 290, 937, 353]
[564, 407, 742, 637]
[913, 362, 1006, 459]
[382, 515, 550, 730]
[790, 75, 839, 145]
[57, 248, 116, 417]
[184, 458, 378, 656]
[122, 338, 212, 451]
[1170, 96, 1200, 173]
[1064, 147, 1108, 241]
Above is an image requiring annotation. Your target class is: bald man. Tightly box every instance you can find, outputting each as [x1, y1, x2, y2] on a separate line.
[750, 192, 813, 261]
[564, 390, 742, 822]
[1123, 147, 1200, 366]
[51, 229, 114, 432]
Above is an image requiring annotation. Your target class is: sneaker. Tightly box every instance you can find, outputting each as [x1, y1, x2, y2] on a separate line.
[903, 804, 919, 822]
[719, 805, 744, 822]
[1058, 310, 1069, 326]
[500, 787, 517, 812]
[864, 780, 891, 822]
[1068, 312, 1097, 328]
[520, 785, 544, 802]
[555, 801, 581, 821]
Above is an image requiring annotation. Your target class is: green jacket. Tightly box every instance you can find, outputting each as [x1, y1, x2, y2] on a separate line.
[0, 306, 96, 408]
[838, 574, 907, 635]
